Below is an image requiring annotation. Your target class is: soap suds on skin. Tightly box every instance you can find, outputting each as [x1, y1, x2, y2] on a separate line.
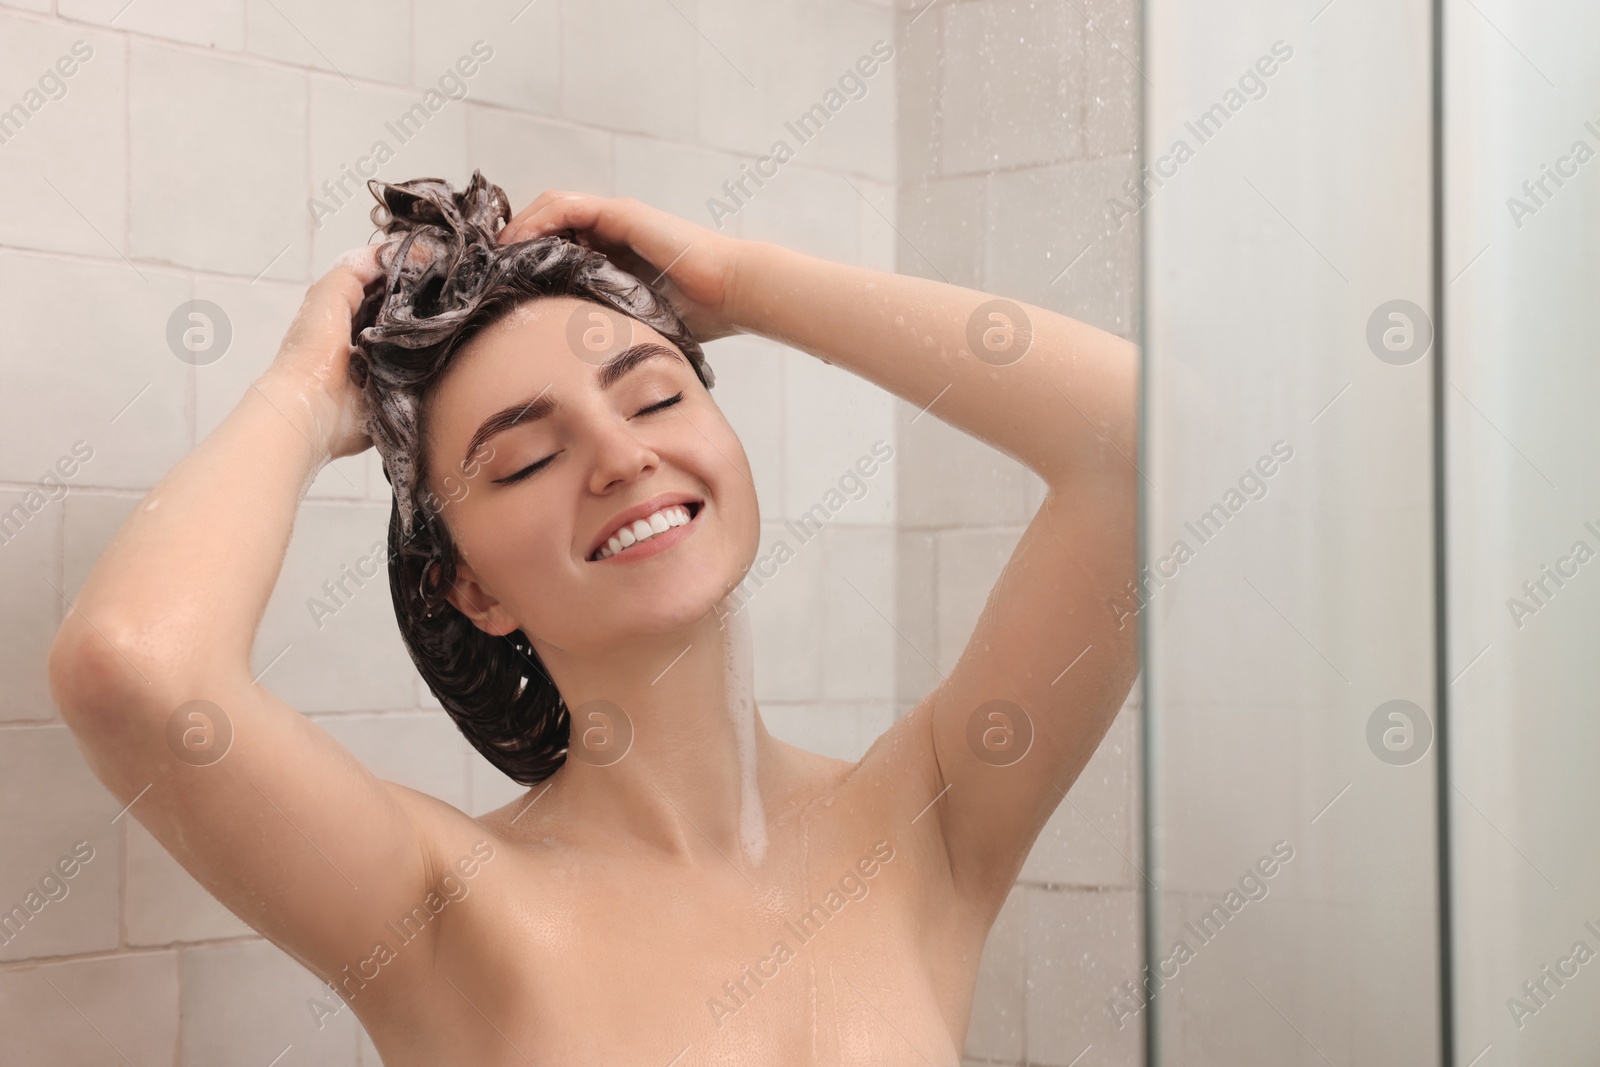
[721, 600, 767, 867]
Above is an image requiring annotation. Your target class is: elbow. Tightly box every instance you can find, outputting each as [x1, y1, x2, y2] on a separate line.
[47, 612, 168, 726]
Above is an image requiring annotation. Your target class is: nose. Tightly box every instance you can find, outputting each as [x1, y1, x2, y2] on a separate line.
[586, 409, 661, 495]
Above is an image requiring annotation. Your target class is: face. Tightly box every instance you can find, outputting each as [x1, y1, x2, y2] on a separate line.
[422, 295, 758, 653]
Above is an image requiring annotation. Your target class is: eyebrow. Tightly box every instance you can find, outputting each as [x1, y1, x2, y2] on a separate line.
[460, 341, 687, 467]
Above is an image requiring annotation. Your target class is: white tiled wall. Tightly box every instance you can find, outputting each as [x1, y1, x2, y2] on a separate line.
[892, 2, 1144, 1064]
[0, 0, 1139, 1062]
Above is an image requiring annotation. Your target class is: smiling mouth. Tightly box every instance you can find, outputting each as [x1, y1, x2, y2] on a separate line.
[588, 501, 703, 562]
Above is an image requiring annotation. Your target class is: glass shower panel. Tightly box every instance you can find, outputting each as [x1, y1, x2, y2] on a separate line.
[1446, 1, 1600, 1060]
[1142, 1, 1440, 1062]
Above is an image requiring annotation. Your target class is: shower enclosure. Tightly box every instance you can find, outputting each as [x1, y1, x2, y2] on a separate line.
[1142, 0, 1600, 1063]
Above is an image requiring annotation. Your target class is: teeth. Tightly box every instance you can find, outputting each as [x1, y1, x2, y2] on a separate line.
[592, 505, 694, 560]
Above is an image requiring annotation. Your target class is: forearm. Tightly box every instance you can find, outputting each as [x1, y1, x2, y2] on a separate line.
[730, 241, 1138, 489]
[54, 369, 339, 693]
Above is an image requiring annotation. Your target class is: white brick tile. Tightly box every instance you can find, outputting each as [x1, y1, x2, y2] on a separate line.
[129, 43, 308, 281]
[853, 701, 896, 755]
[1019, 697, 1139, 889]
[192, 277, 301, 438]
[934, 526, 1018, 671]
[745, 520, 824, 703]
[760, 701, 894, 762]
[781, 347, 897, 526]
[416, 661, 443, 709]
[691, 0, 806, 160]
[126, 818, 255, 946]
[0, 251, 190, 489]
[191, 273, 371, 500]
[63, 0, 244, 48]
[308, 73, 470, 275]
[895, 11, 943, 184]
[785, 702, 891, 762]
[253, 501, 414, 712]
[0, 724, 121, 961]
[62, 492, 138, 599]
[853, 174, 898, 272]
[313, 709, 470, 810]
[413, 1, 559, 116]
[182, 939, 363, 1066]
[940, 0, 1087, 175]
[894, 529, 939, 705]
[737, 161, 859, 265]
[0, 951, 179, 1063]
[247, 0, 409, 83]
[791, 2, 897, 182]
[1082, 0, 1140, 159]
[897, 174, 985, 286]
[762, 702, 852, 760]
[963, 882, 1026, 1061]
[896, 404, 1039, 529]
[819, 524, 897, 702]
[0, 488, 62, 723]
[985, 155, 1139, 337]
[697, 331, 783, 524]
[615, 133, 747, 234]
[0, 19, 126, 257]
[560, 0, 697, 140]
[693, 0, 896, 184]
[466, 106, 612, 210]
[467, 742, 531, 816]
[365, 448, 395, 506]
[1025, 886, 1142, 1065]
[358, 1022, 382, 1065]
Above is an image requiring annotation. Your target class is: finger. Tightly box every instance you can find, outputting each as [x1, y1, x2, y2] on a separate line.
[499, 190, 587, 244]
[504, 197, 699, 286]
[307, 245, 384, 324]
[498, 193, 603, 246]
[330, 243, 385, 287]
[503, 188, 576, 226]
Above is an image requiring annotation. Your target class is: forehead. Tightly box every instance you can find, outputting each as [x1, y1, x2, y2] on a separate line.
[463, 293, 676, 370]
[425, 294, 679, 443]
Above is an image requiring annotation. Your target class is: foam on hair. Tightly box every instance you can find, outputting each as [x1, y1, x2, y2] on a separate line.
[344, 170, 716, 786]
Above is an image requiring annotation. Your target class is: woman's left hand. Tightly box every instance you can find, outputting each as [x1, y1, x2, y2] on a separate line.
[496, 192, 750, 343]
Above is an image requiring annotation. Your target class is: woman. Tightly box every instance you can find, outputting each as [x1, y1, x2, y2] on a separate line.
[49, 172, 1138, 1065]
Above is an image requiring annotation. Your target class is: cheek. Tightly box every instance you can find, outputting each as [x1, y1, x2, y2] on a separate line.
[453, 495, 568, 587]
[694, 421, 759, 534]
[713, 453, 763, 578]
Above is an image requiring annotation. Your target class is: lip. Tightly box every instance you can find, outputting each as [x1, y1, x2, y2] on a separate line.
[586, 492, 704, 563]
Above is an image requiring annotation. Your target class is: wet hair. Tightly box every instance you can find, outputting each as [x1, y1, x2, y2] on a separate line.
[347, 170, 716, 787]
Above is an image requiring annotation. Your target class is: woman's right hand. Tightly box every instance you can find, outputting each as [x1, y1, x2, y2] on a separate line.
[496, 192, 751, 343]
[257, 244, 387, 461]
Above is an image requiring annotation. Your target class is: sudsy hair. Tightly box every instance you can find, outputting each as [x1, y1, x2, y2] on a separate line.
[346, 170, 716, 786]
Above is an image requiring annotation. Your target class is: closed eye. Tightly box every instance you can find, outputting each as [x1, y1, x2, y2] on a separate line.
[493, 392, 686, 485]
[493, 454, 556, 485]
[636, 392, 685, 416]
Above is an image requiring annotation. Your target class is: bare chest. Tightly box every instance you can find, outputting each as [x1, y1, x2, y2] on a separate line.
[361, 810, 978, 1066]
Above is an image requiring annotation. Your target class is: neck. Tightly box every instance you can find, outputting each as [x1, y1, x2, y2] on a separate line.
[528, 600, 777, 868]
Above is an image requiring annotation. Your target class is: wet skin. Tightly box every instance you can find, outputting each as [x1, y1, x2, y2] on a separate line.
[342, 295, 983, 1064]
[50, 204, 1139, 1065]
[363, 708, 988, 1066]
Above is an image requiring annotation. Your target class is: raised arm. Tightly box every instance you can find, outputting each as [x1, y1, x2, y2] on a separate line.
[498, 194, 1140, 914]
[47, 248, 447, 994]
[736, 241, 1139, 910]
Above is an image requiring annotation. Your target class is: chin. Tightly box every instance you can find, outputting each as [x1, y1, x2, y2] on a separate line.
[580, 548, 752, 644]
